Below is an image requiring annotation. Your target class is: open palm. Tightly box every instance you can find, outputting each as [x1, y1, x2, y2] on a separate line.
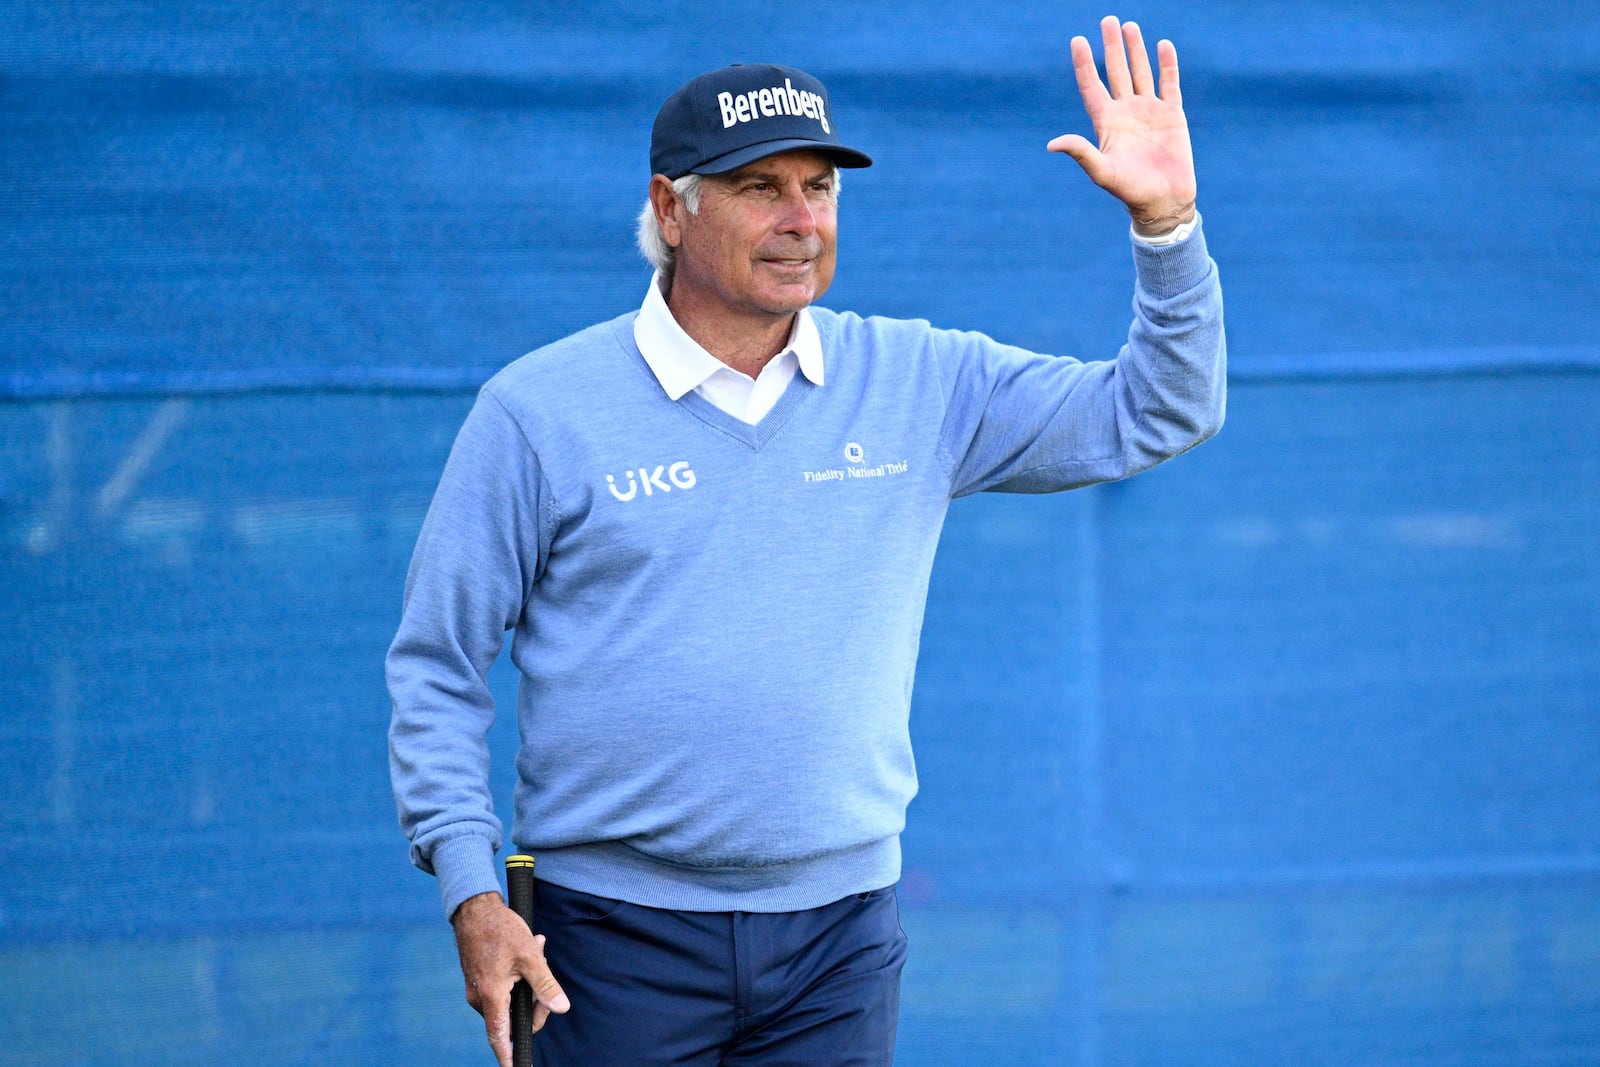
[1048, 16, 1196, 224]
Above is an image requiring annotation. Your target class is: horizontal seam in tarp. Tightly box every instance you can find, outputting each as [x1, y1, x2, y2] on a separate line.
[4, 345, 1600, 400]
[1227, 344, 1600, 382]
[0, 366, 505, 400]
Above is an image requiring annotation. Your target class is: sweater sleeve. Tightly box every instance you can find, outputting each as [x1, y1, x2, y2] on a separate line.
[936, 224, 1226, 497]
[386, 385, 548, 919]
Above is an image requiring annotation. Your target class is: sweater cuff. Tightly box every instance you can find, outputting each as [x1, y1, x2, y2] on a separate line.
[432, 833, 502, 920]
[1130, 219, 1212, 300]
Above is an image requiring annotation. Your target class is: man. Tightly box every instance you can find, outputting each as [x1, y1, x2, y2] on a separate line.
[388, 16, 1223, 1066]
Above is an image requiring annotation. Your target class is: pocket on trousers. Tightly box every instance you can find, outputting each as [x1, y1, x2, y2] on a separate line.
[536, 882, 630, 927]
[849, 884, 909, 953]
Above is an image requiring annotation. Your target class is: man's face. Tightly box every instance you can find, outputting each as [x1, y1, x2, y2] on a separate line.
[667, 150, 838, 322]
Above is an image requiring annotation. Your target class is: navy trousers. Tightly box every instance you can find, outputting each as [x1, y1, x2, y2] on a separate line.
[531, 880, 908, 1066]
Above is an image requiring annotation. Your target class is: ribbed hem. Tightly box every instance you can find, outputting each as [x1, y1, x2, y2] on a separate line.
[431, 833, 502, 920]
[525, 836, 902, 913]
[1131, 221, 1212, 300]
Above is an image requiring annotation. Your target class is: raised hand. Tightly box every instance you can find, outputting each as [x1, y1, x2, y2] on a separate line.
[1048, 16, 1197, 235]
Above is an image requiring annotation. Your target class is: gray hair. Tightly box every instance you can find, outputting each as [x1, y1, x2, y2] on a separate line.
[635, 174, 703, 277]
[635, 168, 841, 278]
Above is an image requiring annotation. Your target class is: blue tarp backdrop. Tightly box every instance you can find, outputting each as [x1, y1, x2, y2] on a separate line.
[3, 3, 1598, 1065]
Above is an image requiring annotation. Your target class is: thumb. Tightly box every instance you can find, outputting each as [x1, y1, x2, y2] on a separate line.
[526, 934, 571, 1014]
[1047, 134, 1108, 181]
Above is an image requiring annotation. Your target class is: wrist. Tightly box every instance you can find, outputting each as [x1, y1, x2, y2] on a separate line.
[450, 890, 506, 925]
[1129, 199, 1198, 238]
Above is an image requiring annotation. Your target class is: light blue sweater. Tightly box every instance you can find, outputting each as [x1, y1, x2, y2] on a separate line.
[387, 228, 1225, 918]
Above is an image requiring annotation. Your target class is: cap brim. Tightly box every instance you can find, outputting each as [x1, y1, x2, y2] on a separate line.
[691, 137, 873, 175]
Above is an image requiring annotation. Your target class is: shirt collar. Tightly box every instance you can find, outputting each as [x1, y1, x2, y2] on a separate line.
[633, 272, 824, 400]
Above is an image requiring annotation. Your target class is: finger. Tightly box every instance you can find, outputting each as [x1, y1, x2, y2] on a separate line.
[1069, 34, 1109, 114]
[530, 970, 571, 1014]
[1100, 15, 1132, 97]
[1124, 21, 1155, 96]
[1157, 39, 1182, 106]
[525, 935, 572, 1014]
[484, 1005, 514, 1067]
[1046, 134, 1111, 185]
[1047, 133, 1091, 157]
[532, 1002, 551, 1033]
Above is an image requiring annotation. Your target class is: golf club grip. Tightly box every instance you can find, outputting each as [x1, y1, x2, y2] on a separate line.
[505, 855, 537, 1067]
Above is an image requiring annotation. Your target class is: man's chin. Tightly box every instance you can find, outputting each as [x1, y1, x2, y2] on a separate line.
[756, 279, 830, 314]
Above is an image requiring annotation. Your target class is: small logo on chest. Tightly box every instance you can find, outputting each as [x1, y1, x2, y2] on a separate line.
[606, 461, 697, 502]
[801, 442, 910, 485]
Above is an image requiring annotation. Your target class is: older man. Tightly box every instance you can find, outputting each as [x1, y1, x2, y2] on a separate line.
[388, 16, 1224, 1066]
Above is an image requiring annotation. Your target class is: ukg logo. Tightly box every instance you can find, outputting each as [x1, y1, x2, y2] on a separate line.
[606, 461, 697, 502]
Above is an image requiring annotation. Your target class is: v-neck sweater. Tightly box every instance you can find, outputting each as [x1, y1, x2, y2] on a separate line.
[388, 226, 1226, 918]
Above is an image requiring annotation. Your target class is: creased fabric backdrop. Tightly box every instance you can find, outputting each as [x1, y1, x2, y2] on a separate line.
[2, 3, 1597, 1064]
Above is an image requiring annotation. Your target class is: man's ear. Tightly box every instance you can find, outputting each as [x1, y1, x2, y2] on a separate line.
[648, 175, 684, 248]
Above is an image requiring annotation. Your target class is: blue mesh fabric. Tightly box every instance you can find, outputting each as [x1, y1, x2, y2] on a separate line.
[3, 3, 1598, 1064]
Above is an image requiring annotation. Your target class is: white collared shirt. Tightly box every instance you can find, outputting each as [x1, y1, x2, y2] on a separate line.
[632, 272, 825, 425]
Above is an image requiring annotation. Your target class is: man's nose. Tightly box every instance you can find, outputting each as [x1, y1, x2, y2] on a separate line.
[774, 186, 818, 236]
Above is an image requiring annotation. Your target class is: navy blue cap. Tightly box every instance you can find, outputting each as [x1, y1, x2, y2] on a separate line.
[650, 63, 873, 179]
